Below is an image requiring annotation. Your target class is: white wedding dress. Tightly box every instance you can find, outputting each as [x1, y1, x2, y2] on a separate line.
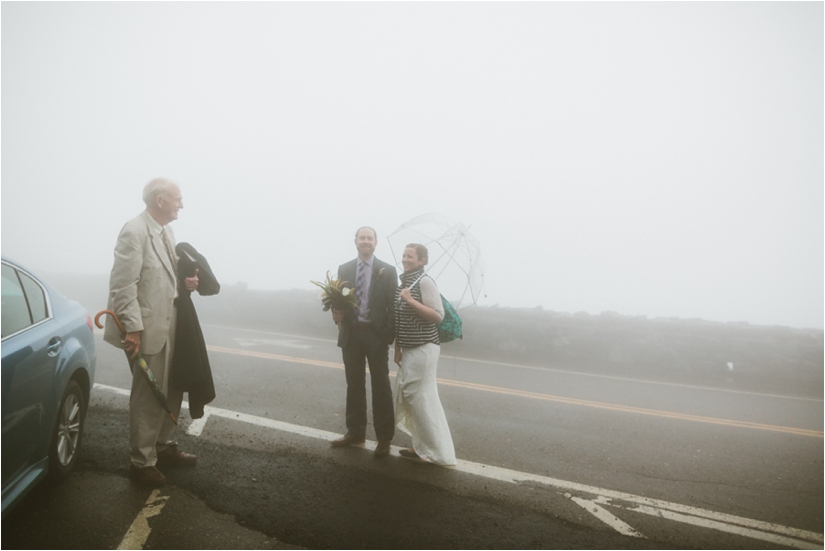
[395, 276, 456, 466]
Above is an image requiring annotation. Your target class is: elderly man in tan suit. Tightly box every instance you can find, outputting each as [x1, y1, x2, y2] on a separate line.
[104, 178, 199, 487]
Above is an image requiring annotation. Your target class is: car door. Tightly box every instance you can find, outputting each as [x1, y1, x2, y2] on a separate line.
[1, 263, 59, 487]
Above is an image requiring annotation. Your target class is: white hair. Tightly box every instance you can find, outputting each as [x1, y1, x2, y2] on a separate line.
[142, 178, 176, 206]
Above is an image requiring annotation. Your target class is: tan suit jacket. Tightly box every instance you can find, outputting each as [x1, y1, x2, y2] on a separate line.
[104, 211, 178, 355]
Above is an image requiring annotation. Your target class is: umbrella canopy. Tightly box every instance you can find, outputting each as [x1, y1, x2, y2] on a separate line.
[386, 213, 485, 309]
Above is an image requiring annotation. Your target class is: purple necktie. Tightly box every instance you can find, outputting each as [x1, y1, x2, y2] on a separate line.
[356, 261, 368, 319]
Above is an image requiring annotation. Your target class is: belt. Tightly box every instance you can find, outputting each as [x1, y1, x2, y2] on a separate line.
[354, 321, 373, 328]
[173, 298, 179, 306]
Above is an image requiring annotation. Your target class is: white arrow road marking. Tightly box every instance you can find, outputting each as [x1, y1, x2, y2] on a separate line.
[570, 496, 645, 538]
[117, 490, 169, 550]
[94, 383, 824, 549]
[619, 502, 823, 550]
[453, 460, 822, 549]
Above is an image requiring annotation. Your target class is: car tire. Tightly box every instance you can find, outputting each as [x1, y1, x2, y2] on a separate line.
[48, 379, 86, 481]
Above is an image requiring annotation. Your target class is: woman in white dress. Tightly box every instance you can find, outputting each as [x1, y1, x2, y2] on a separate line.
[393, 244, 456, 466]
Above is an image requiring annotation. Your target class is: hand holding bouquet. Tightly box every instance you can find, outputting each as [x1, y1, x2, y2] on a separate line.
[310, 271, 359, 327]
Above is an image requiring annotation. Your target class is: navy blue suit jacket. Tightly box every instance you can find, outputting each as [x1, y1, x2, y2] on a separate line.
[336, 257, 397, 348]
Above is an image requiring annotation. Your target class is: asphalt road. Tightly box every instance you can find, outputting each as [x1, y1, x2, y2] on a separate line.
[2, 323, 822, 549]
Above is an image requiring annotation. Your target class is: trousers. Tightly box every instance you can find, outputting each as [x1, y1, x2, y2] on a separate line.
[129, 309, 183, 467]
[341, 324, 395, 442]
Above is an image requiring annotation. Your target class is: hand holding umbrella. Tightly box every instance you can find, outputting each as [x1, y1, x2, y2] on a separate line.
[94, 310, 177, 425]
[122, 331, 141, 359]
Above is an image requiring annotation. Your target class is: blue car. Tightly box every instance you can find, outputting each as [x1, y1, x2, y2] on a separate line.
[1, 258, 96, 516]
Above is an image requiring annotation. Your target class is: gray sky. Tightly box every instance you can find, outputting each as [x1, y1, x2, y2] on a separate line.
[2, 2, 822, 329]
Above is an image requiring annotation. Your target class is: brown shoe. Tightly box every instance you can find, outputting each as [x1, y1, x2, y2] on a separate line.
[330, 433, 366, 448]
[157, 444, 197, 467]
[130, 464, 167, 487]
[374, 441, 391, 458]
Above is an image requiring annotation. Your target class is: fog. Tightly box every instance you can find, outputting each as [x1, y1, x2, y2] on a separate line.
[2, 2, 822, 329]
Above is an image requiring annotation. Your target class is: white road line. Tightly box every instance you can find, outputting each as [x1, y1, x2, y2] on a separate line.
[186, 413, 212, 437]
[198, 324, 822, 403]
[93, 383, 823, 548]
[98, 383, 130, 397]
[117, 490, 169, 550]
[570, 497, 645, 538]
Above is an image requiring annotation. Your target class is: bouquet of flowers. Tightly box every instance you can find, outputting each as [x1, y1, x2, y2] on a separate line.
[310, 271, 359, 325]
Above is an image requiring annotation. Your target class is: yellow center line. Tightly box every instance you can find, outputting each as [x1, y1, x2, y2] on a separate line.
[207, 345, 823, 439]
[199, 324, 821, 403]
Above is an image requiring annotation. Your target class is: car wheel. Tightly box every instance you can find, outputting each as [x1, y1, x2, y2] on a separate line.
[48, 379, 86, 481]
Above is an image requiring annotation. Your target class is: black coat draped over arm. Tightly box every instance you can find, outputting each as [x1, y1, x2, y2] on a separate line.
[171, 242, 220, 419]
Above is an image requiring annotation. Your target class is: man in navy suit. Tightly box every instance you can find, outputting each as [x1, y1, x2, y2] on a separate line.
[331, 226, 397, 458]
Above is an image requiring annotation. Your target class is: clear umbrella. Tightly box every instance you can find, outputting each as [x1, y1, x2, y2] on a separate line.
[386, 213, 485, 309]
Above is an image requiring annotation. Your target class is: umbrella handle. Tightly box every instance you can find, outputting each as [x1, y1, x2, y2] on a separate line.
[95, 309, 126, 337]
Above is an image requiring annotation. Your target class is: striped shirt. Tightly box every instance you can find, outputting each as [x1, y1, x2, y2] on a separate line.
[395, 268, 440, 348]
